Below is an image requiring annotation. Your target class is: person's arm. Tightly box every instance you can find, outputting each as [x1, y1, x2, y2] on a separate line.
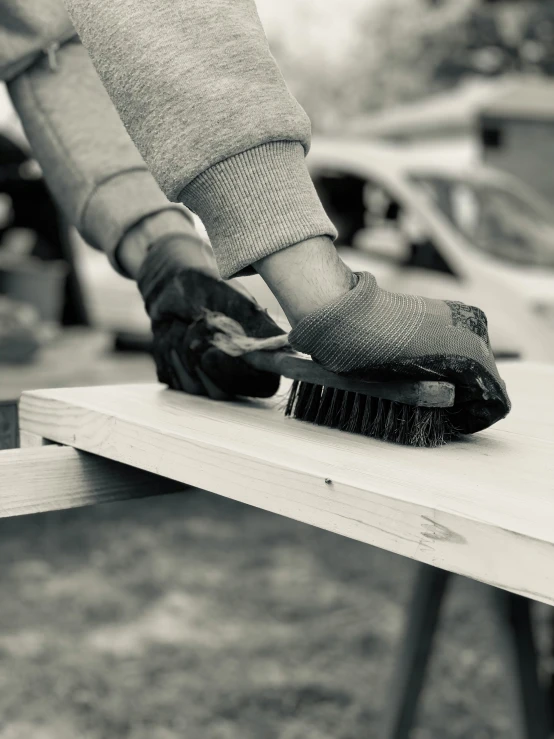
[7, 33, 202, 277]
[9, 0, 510, 430]
[62, 0, 337, 280]
[4, 2, 285, 402]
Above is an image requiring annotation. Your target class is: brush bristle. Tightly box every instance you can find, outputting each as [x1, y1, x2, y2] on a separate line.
[284, 381, 461, 447]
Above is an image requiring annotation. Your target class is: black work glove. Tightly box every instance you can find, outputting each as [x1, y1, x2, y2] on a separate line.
[137, 238, 285, 399]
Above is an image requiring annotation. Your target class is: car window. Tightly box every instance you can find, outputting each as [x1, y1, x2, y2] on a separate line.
[411, 174, 554, 268]
[311, 168, 366, 246]
[311, 167, 454, 274]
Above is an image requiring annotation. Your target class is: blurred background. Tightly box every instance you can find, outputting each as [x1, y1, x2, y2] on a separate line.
[1, 0, 554, 737]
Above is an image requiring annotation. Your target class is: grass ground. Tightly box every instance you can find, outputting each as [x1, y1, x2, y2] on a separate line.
[0, 487, 546, 738]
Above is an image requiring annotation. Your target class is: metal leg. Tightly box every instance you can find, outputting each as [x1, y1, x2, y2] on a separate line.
[549, 608, 554, 733]
[381, 564, 451, 739]
[0, 400, 19, 450]
[495, 591, 551, 739]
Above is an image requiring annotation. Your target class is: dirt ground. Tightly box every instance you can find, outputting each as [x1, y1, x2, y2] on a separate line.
[0, 487, 548, 738]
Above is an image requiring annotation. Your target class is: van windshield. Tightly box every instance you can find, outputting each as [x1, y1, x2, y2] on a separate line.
[410, 174, 554, 268]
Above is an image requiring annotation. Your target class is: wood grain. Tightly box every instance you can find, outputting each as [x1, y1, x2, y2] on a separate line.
[0, 445, 184, 518]
[17, 362, 554, 604]
[19, 431, 54, 447]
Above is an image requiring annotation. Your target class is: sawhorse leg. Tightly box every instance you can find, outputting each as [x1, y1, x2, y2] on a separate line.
[0, 400, 19, 450]
[495, 590, 552, 739]
[382, 564, 552, 739]
[380, 563, 451, 739]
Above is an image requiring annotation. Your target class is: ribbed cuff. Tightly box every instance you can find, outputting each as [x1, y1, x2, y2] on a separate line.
[181, 141, 338, 279]
[80, 168, 194, 275]
[114, 210, 204, 278]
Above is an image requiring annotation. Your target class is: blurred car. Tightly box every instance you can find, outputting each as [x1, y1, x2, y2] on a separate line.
[77, 136, 554, 362]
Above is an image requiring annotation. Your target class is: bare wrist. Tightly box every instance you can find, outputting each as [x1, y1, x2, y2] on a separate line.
[254, 236, 354, 326]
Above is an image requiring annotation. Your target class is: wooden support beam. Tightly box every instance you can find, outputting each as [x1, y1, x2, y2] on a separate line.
[16, 362, 554, 605]
[0, 445, 184, 518]
[19, 430, 54, 447]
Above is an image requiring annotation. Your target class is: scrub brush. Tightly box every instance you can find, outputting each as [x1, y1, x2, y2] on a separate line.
[205, 310, 458, 448]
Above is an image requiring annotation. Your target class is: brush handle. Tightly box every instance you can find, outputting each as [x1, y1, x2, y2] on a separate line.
[243, 350, 455, 408]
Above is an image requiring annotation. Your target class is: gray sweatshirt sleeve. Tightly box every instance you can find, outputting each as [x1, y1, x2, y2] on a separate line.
[62, 0, 337, 278]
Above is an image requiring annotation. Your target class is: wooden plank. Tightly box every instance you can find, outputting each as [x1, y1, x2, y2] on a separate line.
[0, 445, 184, 518]
[18, 362, 554, 604]
[19, 431, 54, 447]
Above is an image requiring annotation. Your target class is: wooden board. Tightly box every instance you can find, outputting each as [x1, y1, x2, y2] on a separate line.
[18, 362, 554, 604]
[0, 445, 184, 518]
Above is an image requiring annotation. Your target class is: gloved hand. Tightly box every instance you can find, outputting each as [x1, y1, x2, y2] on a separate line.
[137, 237, 285, 399]
[289, 272, 511, 435]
